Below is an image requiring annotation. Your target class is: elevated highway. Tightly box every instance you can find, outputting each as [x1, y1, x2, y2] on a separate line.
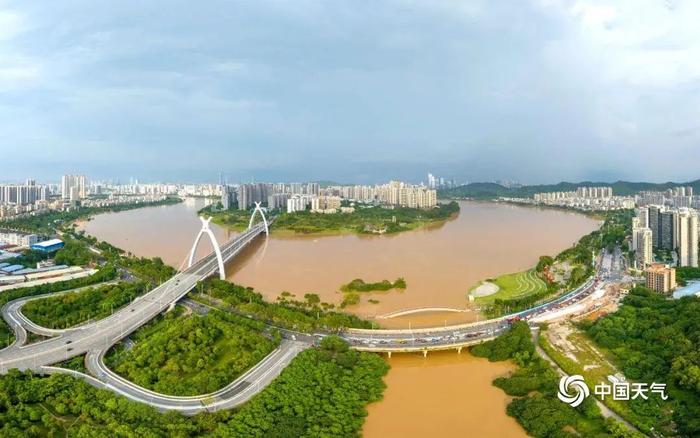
[0, 221, 270, 373]
[341, 274, 603, 356]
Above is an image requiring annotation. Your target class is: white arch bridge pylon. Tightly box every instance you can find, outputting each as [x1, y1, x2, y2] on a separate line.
[187, 203, 269, 279]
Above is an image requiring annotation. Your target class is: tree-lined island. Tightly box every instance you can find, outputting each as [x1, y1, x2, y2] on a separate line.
[200, 201, 460, 236]
[340, 278, 407, 293]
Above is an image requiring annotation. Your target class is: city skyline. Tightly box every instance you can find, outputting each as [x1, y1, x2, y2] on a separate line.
[2, 1, 700, 183]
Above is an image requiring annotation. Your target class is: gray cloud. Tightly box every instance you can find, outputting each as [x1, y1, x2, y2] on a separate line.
[0, 0, 699, 184]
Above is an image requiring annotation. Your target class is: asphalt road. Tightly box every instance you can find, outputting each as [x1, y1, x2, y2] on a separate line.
[83, 339, 309, 414]
[0, 223, 267, 373]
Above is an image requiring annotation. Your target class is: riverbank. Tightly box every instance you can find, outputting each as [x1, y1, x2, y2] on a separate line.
[471, 270, 547, 304]
[492, 198, 612, 221]
[470, 322, 640, 437]
[76, 198, 603, 437]
[2, 196, 183, 235]
[468, 208, 629, 317]
[441, 195, 616, 220]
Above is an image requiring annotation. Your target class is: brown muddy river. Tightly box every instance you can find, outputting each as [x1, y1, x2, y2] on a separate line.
[80, 197, 599, 437]
[363, 351, 524, 437]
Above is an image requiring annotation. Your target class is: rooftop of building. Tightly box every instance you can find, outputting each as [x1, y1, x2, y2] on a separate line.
[0, 228, 38, 236]
[31, 238, 63, 248]
[645, 263, 674, 273]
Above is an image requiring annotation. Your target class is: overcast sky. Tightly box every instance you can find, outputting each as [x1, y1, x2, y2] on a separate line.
[1, 0, 699, 184]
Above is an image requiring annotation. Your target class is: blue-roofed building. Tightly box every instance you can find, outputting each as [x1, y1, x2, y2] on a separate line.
[1, 264, 25, 274]
[0, 262, 10, 269]
[13, 265, 69, 276]
[0, 250, 19, 262]
[31, 239, 64, 253]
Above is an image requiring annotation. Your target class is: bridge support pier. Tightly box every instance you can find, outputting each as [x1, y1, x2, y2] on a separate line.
[387, 351, 392, 358]
[457, 346, 462, 354]
[422, 350, 428, 358]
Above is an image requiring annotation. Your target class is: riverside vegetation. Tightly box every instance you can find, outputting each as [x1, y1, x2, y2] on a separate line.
[18, 240, 177, 330]
[105, 306, 277, 396]
[201, 201, 460, 235]
[196, 279, 372, 331]
[578, 286, 700, 436]
[482, 209, 632, 317]
[471, 322, 640, 438]
[676, 266, 700, 286]
[0, 196, 182, 235]
[0, 336, 389, 437]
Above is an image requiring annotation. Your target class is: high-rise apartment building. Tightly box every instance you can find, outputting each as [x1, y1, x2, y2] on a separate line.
[267, 193, 290, 210]
[660, 211, 675, 250]
[61, 175, 87, 200]
[306, 183, 320, 196]
[0, 184, 47, 205]
[289, 183, 303, 195]
[311, 196, 341, 212]
[576, 186, 613, 198]
[220, 185, 236, 210]
[237, 183, 271, 210]
[634, 227, 653, 268]
[427, 173, 437, 189]
[648, 205, 663, 248]
[674, 209, 699, 267]
[286, 194, 311, 213]
[635, 207, 649, 228]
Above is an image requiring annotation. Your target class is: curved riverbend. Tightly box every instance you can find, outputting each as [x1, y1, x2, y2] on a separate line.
[80, 199, 601, 328]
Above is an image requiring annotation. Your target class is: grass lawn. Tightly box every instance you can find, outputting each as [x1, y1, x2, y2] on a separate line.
[473, 269, 547, 304]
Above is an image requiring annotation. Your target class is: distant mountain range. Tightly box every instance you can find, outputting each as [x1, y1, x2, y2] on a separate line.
[439, 180, 700, 199]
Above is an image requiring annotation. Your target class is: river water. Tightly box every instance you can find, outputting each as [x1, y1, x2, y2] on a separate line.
[79, 198, 599, 437]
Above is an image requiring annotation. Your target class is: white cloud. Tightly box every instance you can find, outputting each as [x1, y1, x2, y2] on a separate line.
[0, 9, 25, 40]
[0, 1, 699, 182]
[571, 2, 617, 27]
[0, 55, 41, 91]
[561, 0, 700, 87]
[0, 65, 38, 81]
[210, 61, 248, 74]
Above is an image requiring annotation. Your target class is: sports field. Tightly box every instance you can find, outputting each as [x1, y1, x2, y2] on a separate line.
[472, 269, 547, 303]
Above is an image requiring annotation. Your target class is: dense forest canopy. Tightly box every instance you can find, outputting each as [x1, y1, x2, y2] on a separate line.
[583, 287, 700, 436]
[0, 336, 388, 437]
